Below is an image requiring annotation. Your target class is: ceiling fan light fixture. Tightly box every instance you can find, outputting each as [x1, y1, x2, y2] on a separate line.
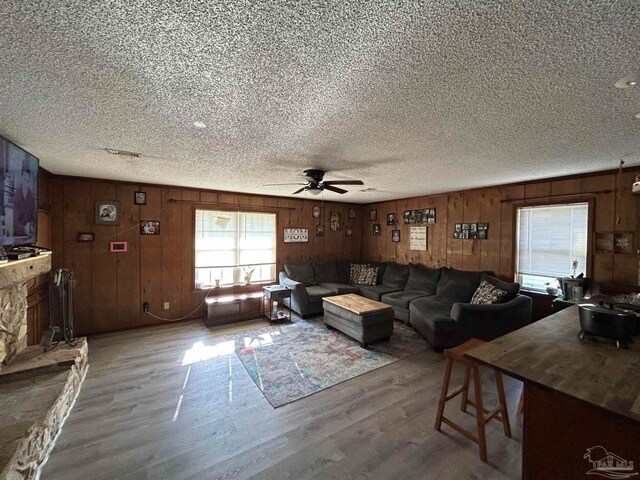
[193, 121, 207, 129]
[615, 73, 639, 89]
[307, 187, 323, 195]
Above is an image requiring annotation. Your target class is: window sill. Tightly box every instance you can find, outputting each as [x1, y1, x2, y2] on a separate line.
[192, 280, 275, 294]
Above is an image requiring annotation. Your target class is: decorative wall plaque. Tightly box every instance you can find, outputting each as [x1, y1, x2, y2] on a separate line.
[283, 228, 309, 243]
[410, 226, 427, 250]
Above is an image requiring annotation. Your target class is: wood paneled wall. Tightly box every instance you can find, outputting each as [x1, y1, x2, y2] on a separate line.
[362, 168, 640, 288]
[49, 176, 363, 335]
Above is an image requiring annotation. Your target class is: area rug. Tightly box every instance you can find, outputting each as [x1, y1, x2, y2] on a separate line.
[225, 316, 429, 408]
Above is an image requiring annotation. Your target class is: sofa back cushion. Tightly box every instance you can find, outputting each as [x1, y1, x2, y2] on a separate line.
[436, 268, 482, 303]
[312, 261, 339, 283]
[382, 263, 409, 289]
[336, 260, 351, 284]
[405, 264, 442, 294]
[480, 273, 520, 303]
[284, 263, 315, 286]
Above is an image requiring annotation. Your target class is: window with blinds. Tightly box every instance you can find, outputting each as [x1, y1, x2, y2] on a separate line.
[516, 203, 589, 292]
[194, 210, 276, 288]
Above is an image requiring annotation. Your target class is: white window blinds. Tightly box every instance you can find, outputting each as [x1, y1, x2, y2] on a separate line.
[516, 203, 588, 291]
[194, 210, 276, 288]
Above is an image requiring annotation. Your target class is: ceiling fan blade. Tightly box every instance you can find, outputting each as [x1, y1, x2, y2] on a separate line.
[323, 185, 348, 194]
[292, 187, 307, 194]
[322, 180, 364, 186]
[262, 182, 307, 186]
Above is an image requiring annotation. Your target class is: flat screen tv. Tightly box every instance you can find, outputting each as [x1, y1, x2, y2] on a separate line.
[0, 136, 39, 246]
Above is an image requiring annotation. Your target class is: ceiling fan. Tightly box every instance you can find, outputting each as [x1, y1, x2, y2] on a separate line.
[263, 169, 364, 195]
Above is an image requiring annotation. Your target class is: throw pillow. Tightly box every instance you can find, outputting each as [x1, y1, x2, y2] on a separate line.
[350, 263, 366, 284]
[358, 266, 379, 286]
[471, 280, 508, 304]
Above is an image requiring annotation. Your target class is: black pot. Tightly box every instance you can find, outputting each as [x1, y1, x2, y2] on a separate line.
[578, 304, 638, 348]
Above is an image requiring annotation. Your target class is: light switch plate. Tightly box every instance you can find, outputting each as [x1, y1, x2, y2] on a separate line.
[163, 302, 170, 310]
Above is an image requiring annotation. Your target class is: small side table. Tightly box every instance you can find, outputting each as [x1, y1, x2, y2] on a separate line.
[263, 285, 291, 323]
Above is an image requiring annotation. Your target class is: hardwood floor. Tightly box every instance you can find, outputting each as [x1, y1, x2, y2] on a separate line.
[42, 318, 522, 479]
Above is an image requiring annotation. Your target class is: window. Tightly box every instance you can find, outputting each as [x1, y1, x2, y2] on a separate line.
[516, 203, 589, 292]
[195, 210, 276, 288]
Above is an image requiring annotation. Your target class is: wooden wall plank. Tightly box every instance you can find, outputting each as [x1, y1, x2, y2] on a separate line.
[479, 188, 502, 276]
[462, 191, 482, 271]
[139, 186, 162, 326]
[161, 188, 183, 318]
[116, 183, 141, 329]
[90, 181, 119, 333]
[446, 193, 464, 270]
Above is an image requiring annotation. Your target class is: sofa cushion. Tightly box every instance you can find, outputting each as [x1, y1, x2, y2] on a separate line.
[305, 285, 335, 303]
[320, 282, 361, 295]
[471, 280, 508, 304]
[359, 284, 403, 301]
[312, 261, 339, 283]
[436, 268, 482, 303]
[336, 260, 352, 284]
[382, 263, 409, 288]
[480, 273, 520, 303]
[405, 265, 442, 294]
[381, 290, 431, 310]
[284, 263, 315, 286]
[409, 296, 456, 333]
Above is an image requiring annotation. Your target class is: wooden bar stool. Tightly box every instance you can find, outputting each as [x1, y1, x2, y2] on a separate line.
[434, 338, 511, 463]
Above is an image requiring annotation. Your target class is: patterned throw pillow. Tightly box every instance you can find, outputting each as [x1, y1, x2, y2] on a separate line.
[358, 266, 378, 286]
[471, 280, 508, 304]
[350, 264, 366, 284]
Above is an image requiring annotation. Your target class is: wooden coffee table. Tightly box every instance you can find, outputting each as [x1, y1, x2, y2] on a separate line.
[323, 294, 394, 348]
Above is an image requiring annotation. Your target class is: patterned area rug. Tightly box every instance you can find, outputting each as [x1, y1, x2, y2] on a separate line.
[225, 316, 429, 408]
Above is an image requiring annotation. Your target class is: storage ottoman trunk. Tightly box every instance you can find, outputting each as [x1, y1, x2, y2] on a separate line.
[322, 294, 394, 348]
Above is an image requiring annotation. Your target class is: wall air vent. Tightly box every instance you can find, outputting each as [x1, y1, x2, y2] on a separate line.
[104, 148, 141, 158]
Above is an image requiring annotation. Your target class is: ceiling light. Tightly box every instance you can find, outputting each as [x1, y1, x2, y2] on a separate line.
[307, 188, 322, 195]
[615, 74, 639, 89]
[193, 121, 207, 129]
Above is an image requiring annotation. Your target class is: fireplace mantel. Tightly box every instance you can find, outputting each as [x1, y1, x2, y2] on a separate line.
[0, 253, 52, 366]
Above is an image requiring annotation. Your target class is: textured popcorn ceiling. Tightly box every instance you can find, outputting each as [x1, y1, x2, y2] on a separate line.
[0, 1, 639, 203]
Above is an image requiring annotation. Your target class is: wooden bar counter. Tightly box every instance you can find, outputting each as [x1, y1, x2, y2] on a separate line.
[466, 305, 640, 479]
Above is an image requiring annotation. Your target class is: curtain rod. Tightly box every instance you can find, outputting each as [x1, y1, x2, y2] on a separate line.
[168, 198, 296, 210]
[500, 189, 612, 204]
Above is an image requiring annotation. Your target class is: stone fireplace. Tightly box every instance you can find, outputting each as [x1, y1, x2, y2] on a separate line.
[0, 254, 51, 368]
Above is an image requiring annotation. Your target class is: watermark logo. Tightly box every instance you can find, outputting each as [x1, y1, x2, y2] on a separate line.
[584, 446, 638, 479]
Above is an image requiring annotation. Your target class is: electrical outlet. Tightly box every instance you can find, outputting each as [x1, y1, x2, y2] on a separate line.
[163, 301, 170, 310]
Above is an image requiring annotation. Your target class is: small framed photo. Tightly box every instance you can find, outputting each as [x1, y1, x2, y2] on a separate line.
[316, 224, 325, 237]
[477, 222, 488, 230]
[387, 213, 396, 225]
[95, 200, 121, 225]
[348, 208, 356, 219]
[414, 211, 423, 223]
[134, 191, 147, 205]
[391, 229, 401, 242]
[462, 230, 470, 239]
[453, 231, 461, 239]
[478, 230, 487, 240]
[403, 211, 411, 224]
[409, 211, 416, 224]
[369, 209, 377, 221]
[462, 223, 470, 231]
[470, 223, 478, 232]
[470, 231, 478, 240]
[346, 226, 353, 237]
[140, 220, 160, 235]
[109, 241, 128, 252]
[373, 224, 381, 236]
[312, 206, 321, 218]
[455, 223, 462, 232]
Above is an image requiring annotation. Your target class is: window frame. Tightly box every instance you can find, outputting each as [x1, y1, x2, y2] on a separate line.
[511, 197, 594, 291]
[192, 205, 278, 291]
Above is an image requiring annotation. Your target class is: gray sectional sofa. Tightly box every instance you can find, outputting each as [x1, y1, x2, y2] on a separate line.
[279, 260, 532, 350]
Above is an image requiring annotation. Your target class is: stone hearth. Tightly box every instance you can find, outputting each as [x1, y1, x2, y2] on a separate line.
[0, 254, 51, 367]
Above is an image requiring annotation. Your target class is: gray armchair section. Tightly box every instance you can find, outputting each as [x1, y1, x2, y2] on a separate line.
[410, 293, 532, 350]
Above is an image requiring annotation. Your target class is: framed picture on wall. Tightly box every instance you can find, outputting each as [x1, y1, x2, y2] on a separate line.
[387, 213, 396, 225]
[316, 224, 325, 237]
[312, 206, 321, 218]
[403, 211, 411, 224]
[369, 209, 377, 221]
[134, 191, 147, 205]
[373, 224, 381, 236]
[140, 220, 160, 235]
[392, 229, 401, 242]
[348, 208, 356, 219]
[95, 200, 121, 225]
[346, 226, 353, 237]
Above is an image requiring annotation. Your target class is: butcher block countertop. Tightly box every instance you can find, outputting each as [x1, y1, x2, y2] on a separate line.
[466, 305, 640, 423]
